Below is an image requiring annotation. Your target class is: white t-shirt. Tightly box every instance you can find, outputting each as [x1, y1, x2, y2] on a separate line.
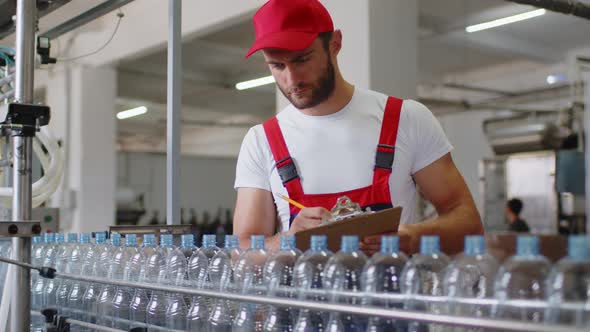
[234, 87, 453, 232]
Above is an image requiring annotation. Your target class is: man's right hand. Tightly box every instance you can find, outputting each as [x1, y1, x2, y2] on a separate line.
[287, 207, 331, 235]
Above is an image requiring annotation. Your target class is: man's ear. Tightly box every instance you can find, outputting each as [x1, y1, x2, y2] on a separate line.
[331, 29, 343, 56]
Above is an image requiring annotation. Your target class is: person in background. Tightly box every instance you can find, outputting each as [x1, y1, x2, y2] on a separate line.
[506, 198, 530, 233]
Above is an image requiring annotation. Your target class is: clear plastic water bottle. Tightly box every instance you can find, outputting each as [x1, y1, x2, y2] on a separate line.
[494, 235, 551, 323]
[96, 232, 122, 327]
[206, 235, 240, 332]
[186, 239, 210, 331]
[163, 234, 189, 330]
[30, 236, 44, 332]
[66, 233, 92, 322]
[81, 232, 108, 325]
[56, 233, 81, 315]
[233, 235, 270, 332]
[200, 234, 220, 264]
[324, 235, 368, 332]
[43, 233, 64, 310]
[294, 235, 332, 332]
[145, 234, 169, 329]
[401, 235, 450, 332]
[545, 235, 590, 326]
[264, 235, 302, 332]
[110, 233, 141, 329]
[181, 233, 197, 260]
[443, 235, 498, 329]
[362, 235, 408, 332]
[129, 233, 156, 329]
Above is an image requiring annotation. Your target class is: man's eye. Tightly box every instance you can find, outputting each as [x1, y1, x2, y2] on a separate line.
[271, 63, 285, 70]
[294, 57, 309, 63]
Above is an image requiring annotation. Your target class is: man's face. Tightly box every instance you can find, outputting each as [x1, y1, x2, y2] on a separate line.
[262, 38, 335, 110]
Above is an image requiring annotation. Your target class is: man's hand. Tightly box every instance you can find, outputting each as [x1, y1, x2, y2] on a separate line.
[360, 224, 418, 256]
[287, 207, 331, 235]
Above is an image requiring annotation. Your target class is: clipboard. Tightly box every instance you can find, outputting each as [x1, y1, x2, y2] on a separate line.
[295, 206, 402, 252]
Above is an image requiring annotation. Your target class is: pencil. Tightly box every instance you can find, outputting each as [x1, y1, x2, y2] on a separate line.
[275, 193, 307, 210]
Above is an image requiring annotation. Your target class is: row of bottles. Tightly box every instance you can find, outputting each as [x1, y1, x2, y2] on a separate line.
[21, 232, 590, 331]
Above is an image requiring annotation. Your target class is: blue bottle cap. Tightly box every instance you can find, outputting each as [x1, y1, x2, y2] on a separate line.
[55, 233, 65, 244]
[464, 235, 486, 256]
[280, 235, 296, 251]
[160, 234, 174, 247]
[420, 236, 440, 255]
[143, 234, 156, 247]
[516, 235, 539, 256]
[250, 235, 265, 250]
[66, 233, 78, 243]
[202, 234, 217, 248]
[341, 235, 359, 253]
[181, 234, 194, 248]
[125, 234, 137, 247]
[568, 235, 590, 261]
[95, 232, 106, 244]
[79, 233, 91, 244]
[381, 236, 400, 255]
[32, 236, 41, 244]
[225, 235, 238, 249]
[44, 233, 55, 243]
[110, 233, 122, 246]
[310, 235, 327, 252]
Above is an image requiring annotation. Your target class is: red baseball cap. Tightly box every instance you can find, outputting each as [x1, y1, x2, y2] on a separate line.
[245, 0, 334, 58]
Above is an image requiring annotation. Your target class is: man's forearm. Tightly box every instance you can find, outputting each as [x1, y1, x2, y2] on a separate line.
[405, 202, 483, 255]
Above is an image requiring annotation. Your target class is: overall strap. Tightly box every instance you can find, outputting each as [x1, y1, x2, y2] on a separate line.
[373, 96, 403, 186]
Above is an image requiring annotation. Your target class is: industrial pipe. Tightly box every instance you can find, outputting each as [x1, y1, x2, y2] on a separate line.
[505, 0, 590, 20]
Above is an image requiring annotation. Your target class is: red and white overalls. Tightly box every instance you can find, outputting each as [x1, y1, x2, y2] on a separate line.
[263, 96, 403, 228]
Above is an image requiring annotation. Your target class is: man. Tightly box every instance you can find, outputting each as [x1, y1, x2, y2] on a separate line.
[506, 198, 530, 233]
[233, 0, 483, 255]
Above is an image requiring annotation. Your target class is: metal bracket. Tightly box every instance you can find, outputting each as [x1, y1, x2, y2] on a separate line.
[0, 103, 50, 136]
[0, 221, 41, 237]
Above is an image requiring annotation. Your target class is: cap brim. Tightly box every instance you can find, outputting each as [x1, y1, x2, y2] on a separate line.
[245, 30, 318, 58]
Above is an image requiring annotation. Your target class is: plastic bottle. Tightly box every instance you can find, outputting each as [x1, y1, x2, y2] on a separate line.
[401, 235, 450, 332]
[96, 232, 122, 327]
[206, 235, 240, 332]
[129, 233, 156, 329]
[545, 235, 590, 326]
[362, 236, 408, 332]
[294, 235, 332, 332]
[145, 234, 169, 329]
[43, 233, 64, 310]
[65, 233, 92, 322]
[200, 234, 220, 265]
[323, 235, 368, 332]
[31, 234, 50, 311]
[443, 235, 498, 329]
[80, 232, 108, 325]
[56, 233, 82, 315]
[110, 234, 141, 329]
[493, 235, 551, 323]
[186, 238, 210, 331]
[181, 233, 197, 260]
[163, 234, 189, 330]
[264, 235, 302, 332]
[233, 235, 270, 332]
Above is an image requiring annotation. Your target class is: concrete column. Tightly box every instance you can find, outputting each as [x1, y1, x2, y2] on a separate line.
[46, 65, 117, 233]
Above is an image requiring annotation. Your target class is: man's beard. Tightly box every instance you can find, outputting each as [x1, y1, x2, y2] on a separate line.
[279, 58, 336, 110]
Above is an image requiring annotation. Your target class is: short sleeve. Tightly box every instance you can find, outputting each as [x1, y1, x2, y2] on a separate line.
[404, 100, 454, 174]
[234, 126, 271, 191]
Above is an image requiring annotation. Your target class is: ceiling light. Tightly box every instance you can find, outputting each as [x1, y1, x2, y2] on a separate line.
[117, 106, 147, 120]
[546, 74, 565, 85]
[465, 9, 546, 33]
[236, 75, 275, 90]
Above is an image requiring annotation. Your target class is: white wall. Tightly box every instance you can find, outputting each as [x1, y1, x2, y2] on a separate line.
[436, 111, 496, 213]
[117, 152, 237, 225]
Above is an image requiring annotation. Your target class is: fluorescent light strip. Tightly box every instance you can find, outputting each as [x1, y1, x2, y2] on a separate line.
[117, 106, 147, 120]
[236, 75, 275, 90]
[466, 9, 546, 33]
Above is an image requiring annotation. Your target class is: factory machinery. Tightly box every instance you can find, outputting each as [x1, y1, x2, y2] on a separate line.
[0, 1, 589, 332]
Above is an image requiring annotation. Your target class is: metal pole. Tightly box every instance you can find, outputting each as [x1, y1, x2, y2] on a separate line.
[584, 71, 590, 234]
[166, 0, 181, 226]
[11, 0, 35, 329]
